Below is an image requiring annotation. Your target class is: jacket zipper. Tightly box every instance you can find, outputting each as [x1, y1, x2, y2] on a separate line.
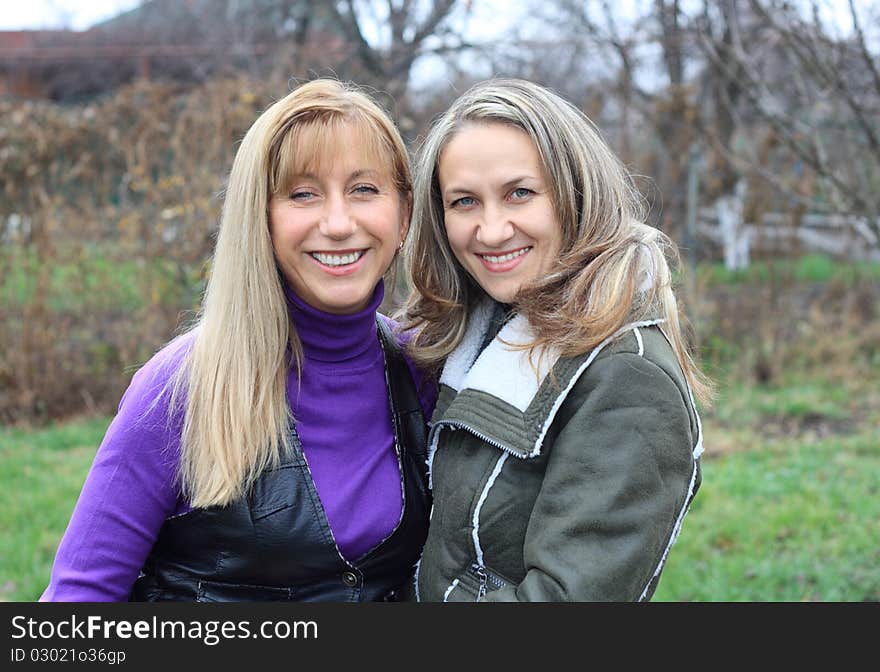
[469, 563, 507, 599]
[431, 421, 516, 601]
[432, 420, 528, 460]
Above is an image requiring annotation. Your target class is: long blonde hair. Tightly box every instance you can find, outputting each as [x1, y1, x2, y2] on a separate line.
[401, 78, 712, 405]
[168, 79, 412, 508]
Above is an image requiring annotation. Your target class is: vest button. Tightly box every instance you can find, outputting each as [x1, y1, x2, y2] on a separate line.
[342, 571, 358, 587]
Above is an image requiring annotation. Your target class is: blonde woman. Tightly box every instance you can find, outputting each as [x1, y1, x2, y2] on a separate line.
[42, 79, 434, 602]
[401, 79, 712, 601]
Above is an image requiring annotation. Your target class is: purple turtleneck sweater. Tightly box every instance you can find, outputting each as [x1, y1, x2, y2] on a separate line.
[40, 282, 435, 602]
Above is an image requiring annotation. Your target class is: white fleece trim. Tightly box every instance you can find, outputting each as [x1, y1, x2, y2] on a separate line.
[686, 378, 704, 460]
[533, 318, 667, 457]
[634, 327, 644, 357]
[435, 316, 702, 464]
[443, 579, 460, 602]
[472, 452, 510, 567]
[426, 426, 443, 490]
[638, 456, 699, 601]
[455, 314, 560, 413]
[656, 326, 704, 461]
[413, 558, 422, 602]
[438, 298, 495, 392]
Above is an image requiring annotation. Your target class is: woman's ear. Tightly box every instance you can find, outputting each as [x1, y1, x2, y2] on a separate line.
[398, 194, 412, 247]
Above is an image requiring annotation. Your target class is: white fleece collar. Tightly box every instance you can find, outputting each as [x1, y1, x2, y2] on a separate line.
[439, 300, 670, 419]
[439, 301, 561, 413]
[429, 304, 672, 475]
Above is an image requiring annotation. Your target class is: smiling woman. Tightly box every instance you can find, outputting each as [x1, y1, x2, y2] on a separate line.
[41, 79, 435, 603]
[268, 123, 409, 314]
[438, 122, 561, 304]
[400, 78, 713, 602]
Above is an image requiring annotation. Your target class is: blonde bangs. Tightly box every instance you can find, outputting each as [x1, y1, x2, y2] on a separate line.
[270, 113, 399, 195]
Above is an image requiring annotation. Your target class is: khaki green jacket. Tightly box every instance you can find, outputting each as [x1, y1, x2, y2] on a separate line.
[415, 301, 703, 602]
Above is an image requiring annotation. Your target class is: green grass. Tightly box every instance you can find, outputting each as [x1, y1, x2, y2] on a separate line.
[653, 368, 880, 601]
[711, 377, 861, 426]
[654, 431, 880, 601]
[0, 245, 203, 312]
[698, 253, 880, 286]
[0, 417, 110, 601]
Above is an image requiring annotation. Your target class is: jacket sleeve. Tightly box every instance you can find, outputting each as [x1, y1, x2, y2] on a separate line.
[481, 352, 699, 602]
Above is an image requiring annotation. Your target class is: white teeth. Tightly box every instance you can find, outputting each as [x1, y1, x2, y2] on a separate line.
[311, 251, 364, 266]
[480, 247, 530, 264]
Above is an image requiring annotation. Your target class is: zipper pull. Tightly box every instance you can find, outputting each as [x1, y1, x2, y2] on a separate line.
[474, 564, 488, 600]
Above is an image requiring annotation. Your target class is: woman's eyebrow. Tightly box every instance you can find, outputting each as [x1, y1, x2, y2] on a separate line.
[500, 175, 539, 190]
[443, 175, 538, 196]
[350, 169, 381, 179]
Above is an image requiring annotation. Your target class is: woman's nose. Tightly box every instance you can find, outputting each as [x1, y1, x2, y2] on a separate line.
[319, 194, 357, 239]
[475, 204, 515, 247]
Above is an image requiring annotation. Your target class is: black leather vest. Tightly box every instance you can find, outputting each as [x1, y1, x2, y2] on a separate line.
[130, 319, 430, 602]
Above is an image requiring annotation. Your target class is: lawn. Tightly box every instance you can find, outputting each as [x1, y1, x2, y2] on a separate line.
[653, 371, 880, 601]
[653, 432, 880, 601]
[0, 417, 111, 601]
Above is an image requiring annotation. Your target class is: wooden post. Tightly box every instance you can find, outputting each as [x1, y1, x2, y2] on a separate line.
[138, 51, 151, 80]
[685, 141, 701, 269]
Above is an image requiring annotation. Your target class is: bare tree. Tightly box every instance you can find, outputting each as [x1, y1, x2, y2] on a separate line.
[696, 0, 880, 244]
[519, 0, 879, 250]
[530, 0, 704, 238]
[320, 0, 473, 132]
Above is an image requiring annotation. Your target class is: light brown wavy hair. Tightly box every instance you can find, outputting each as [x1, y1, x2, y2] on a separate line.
[165, 79, 412, 507]
[399, 78, 712, 405]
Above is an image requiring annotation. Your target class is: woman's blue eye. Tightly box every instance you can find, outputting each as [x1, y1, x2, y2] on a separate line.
[511, 187, 532, 200]
[290, 190, 315, 200]
[353, 184, 379, 194]
[450, 196, 475, 208]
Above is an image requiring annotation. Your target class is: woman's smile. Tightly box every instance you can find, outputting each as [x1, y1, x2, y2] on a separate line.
[308, 249, 369, 274]
[475, 245, 532, 272]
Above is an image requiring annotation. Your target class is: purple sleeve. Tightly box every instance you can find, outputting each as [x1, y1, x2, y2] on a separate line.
[40, 335, 192, 602]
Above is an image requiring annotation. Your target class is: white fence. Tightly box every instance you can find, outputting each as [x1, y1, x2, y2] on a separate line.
[697, 209, 880, 266]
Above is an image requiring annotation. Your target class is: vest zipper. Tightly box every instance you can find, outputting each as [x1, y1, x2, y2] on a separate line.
[375, 324, 408, 544]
